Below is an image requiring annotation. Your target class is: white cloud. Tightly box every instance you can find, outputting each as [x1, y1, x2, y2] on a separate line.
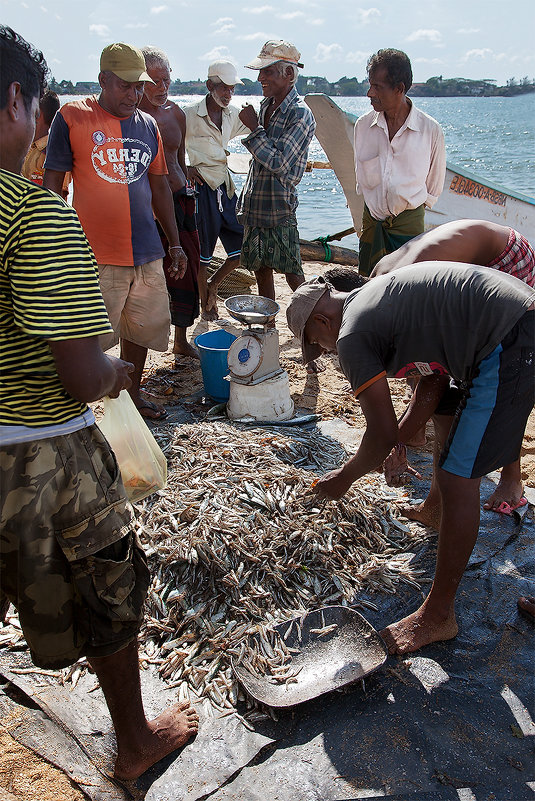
[125, 22, 148, 29]
[237, 31, 271, 41]
[89, 24, 110, 37]
[346, 50, 368, 64]
[314, 43, 343, 63]
[200, 46, 232, 62]
[355, 8, 380, 24]
[457, 28, 480, 34]
[413, 57, 444, 65]
[40, 5, 48, 11]
[462, 48, 493, 61]
[212, 19, 235, 35]
[242, 5, 274, 12]
[308, 18, 324, 26]
[406, 29, 442, 43]
[278, 11, 305, 18]
[150, 5, 168, 14]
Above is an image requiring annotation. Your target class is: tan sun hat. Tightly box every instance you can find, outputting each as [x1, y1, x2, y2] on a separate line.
[100, 43, 155, 83]
[286, 278, 329, 364]
[207, 60, 244, 86]
[246, 40, 304, 70]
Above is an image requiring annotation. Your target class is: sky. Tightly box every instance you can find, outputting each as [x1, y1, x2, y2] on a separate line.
[3, 0, 535, 87]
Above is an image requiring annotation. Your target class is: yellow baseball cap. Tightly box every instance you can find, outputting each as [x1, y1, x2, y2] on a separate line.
[100, 43, 155, 83]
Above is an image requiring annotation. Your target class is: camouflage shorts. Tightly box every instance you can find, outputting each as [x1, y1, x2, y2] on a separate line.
[0, 425, 150, 669]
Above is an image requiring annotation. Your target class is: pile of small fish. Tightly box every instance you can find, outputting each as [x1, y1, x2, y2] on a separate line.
[132, 422, 426, 715]
[0, 422, 428, 716]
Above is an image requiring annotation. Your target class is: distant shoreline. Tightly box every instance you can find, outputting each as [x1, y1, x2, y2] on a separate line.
[48, 75, 535, 99]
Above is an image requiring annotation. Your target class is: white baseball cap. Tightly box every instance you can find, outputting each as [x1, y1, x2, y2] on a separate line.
[246, 40, 304, 70]
[207, 61, 244, 86]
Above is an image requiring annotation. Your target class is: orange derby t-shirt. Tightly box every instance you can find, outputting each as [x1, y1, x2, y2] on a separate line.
[45, 97, 167, 266]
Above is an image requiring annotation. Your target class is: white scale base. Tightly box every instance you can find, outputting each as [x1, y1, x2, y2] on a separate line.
[227, 371, 294, 422]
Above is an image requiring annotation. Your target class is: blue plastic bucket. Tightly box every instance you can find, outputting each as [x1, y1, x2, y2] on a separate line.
[194, 329, 237, 401]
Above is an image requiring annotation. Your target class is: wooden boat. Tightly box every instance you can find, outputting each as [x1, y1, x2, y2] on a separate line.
[304, 93, 535, 242]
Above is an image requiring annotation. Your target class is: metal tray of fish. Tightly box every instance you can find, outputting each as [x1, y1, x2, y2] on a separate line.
[224, 294, 280, 325]
[231, 606, 388, 708]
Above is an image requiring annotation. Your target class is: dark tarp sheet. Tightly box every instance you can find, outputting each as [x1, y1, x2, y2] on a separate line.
[1, 436, 533, 801]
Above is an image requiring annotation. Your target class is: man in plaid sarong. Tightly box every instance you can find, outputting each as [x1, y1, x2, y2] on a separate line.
[237, 41, 316, 305]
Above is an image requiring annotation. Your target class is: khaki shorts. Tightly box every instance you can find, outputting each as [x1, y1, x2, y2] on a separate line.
[98, 259, 170, 352]
[0, 425, 150, 669]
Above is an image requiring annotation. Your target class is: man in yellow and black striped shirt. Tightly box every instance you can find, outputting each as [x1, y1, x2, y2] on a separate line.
[0, 25, 199, 780]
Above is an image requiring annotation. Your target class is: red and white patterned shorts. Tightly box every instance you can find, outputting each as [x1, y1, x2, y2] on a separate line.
[487, 228, 535, 287]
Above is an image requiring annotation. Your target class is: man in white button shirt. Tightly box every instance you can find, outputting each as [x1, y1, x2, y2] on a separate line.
[354, 49, 446, 276]
[185, 61, 248, 318]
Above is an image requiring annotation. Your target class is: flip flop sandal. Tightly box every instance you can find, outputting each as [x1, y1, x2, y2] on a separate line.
[136, 400, 168, 420]
[496, 497, 528, 515]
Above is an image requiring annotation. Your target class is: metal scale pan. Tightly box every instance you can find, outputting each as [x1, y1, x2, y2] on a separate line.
[224, 295, 280, 327]
[231, 606, 388, 708]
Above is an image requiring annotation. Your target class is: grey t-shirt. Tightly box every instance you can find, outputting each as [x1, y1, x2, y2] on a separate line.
[337, 261, 535, 395]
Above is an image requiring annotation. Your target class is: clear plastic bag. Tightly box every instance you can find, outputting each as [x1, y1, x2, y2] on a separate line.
[98, 390, 167, 503]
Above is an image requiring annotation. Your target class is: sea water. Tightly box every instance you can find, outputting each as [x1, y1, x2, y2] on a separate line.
[177, 93, 535, 248]
[61, 93, 535, 248]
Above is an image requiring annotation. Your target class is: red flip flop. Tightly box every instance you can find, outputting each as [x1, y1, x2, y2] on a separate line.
[496, 497, 528, 516]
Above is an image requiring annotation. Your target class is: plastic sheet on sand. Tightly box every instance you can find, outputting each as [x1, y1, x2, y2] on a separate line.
[0, 432, 533, 801]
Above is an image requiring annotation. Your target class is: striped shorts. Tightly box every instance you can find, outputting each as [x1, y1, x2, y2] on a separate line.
[487, 228, 535, 287]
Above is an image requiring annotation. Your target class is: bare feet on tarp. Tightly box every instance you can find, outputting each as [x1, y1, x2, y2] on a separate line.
[306, 359, 325, 374]
[135, 398, 168, 420]
[380, 604, 458, 655]
[114, 701, 199, 781]
[399, 499, 441, 531]
[205, 285, 219, 319]
[517, 596, 535, 621]
[201, 307, 219, 322]
[173, 342, 200, 361]
[483, 476, 526, 515]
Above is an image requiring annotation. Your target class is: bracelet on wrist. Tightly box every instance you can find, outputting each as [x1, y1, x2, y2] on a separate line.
[169, 245, 184, 251]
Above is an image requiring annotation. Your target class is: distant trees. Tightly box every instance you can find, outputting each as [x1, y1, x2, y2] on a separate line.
[47, 74, 535, 98]
[411, 75, 535, 97]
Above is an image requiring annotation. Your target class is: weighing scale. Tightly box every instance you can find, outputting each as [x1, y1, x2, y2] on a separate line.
[224, 295, 294, 422]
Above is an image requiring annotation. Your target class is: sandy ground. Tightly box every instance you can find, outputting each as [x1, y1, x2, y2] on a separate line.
[1, 256, 533, 800]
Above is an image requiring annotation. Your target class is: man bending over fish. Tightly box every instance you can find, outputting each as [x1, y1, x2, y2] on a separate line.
[286, 266, 535, 652]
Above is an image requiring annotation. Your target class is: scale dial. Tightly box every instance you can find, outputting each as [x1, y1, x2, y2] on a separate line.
[227, 334, 264, 378]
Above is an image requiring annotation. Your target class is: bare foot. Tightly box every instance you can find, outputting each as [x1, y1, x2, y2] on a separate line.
[399, 499, 441, 530]
[380, 605, 458, 655]
[483, 477, 524, 512]
[201, 307, 219, 322]
[135, 399, 167, 420]
[517, 596, 535, 621]
[306, 359, 325, 374]
[173, 342, 200, 360]
[114, 701, 199, 781]
[206, 285, 219, 318]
